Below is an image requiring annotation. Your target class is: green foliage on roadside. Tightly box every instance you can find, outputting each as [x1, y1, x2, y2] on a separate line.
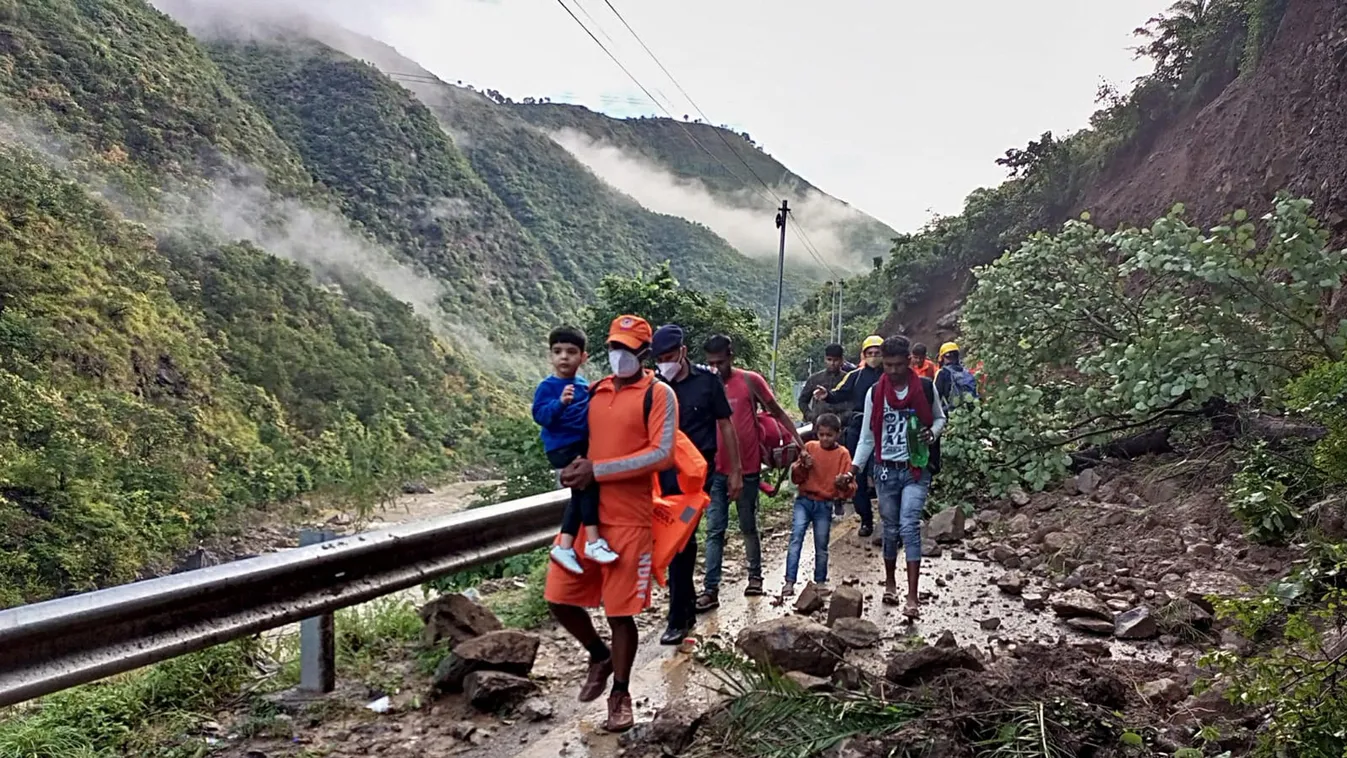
[583, 262, 770, 372]
[0, 640, 258, 758]
[1203, 542, 1347, 757]
[935, 197, 1346, 508]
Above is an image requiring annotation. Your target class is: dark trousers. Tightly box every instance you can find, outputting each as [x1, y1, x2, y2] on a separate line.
[843, 422, 874, 527]
[661, 456, 715, 628]
[548, 440, 599, 536]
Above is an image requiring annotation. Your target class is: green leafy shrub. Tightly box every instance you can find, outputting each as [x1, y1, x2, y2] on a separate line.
[1204, 545, 1347, 756]
[936, 197, 1346, 504]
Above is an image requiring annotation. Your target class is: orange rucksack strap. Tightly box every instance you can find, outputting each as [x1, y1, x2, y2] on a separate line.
[649, 430, 710, 586]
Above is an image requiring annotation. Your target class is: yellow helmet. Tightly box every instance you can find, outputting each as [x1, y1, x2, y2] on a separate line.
[938, 341, 960, 360]
[861, 335, 883, 352]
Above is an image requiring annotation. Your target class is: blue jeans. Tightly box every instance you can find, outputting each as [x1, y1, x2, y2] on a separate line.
[873, 465, 931, 563]
[785, 497, 833, 584]
[852, 459, 874, 527]
[702, 472, 762, 592]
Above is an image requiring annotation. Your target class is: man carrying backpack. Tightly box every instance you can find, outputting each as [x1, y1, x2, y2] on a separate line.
[697, 335, 802, 610]
[935, 342, 980, 410]
[813, 335, 885, 538]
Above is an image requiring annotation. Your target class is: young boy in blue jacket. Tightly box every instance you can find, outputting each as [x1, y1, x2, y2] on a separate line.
[532, 325, 619, 573]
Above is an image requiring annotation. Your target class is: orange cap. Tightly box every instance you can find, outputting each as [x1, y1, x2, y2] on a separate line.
[607, 314, 653, 351]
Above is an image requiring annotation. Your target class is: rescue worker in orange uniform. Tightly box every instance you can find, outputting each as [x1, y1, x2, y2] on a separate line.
[545, 315, 676, 733]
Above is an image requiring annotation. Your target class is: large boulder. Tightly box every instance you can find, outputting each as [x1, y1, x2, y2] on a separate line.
[885, 644, 984, 686]
[1051, 590, 1113, 622]
[433, 630, 540, 692]
[832, 617, 880, 649]
[827, 586, 864, 625]
[463, 670, 537, 712]
[1113, 606, 1159, 640]
[1075, 469, 1101, 497]
[928, 508, 967, 542]
[736, 616, 846, 677]
[420, 593, 503, 647]
[995, 571, 1026, 596]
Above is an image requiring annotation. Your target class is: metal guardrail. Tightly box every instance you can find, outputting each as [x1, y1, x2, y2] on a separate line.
[0, 491, 566, 709]
[0, 421, 814, 710]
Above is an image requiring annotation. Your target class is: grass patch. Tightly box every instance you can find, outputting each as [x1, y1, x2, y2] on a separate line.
[0, 640, 258, 758]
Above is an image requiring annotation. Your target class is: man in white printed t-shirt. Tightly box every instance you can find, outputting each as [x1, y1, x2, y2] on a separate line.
[852, 335, 945, 618]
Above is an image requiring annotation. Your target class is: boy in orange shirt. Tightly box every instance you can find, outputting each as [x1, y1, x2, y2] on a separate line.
[782, 413, 856, 597]
[910, 342, 939, 381]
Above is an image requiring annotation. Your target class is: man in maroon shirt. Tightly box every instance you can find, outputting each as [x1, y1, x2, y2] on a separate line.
[695, 334, 802, 610]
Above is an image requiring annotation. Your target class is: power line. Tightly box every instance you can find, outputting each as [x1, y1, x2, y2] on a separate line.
[550, 0, 778, 210]
[597, 0, 784, 207]
[594, 0, 842, 281]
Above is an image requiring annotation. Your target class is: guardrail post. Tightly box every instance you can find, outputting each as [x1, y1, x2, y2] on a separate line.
[299, 528, 337, 694]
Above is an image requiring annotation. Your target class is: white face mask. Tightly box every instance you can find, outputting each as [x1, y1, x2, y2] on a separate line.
[608, 349, 641, 378]
[657, 361, 682, 380]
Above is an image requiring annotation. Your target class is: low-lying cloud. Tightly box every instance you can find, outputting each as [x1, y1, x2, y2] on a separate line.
[548, 128, 886, 273]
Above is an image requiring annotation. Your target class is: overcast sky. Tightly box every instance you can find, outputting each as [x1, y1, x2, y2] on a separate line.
[195, 0, 1172, 232]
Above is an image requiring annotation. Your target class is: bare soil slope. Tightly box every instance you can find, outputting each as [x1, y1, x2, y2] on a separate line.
[1083, 0, 1347, 237]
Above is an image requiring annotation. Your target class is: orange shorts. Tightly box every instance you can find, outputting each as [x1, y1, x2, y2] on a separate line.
[543, 525, 653, 617]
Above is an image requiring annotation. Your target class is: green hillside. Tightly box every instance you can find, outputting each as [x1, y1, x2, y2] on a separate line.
[0, 0, 310, 195]
[0, 143, 486, 605]
[205, 39, 579, 341]
[511, 103, 900, 269]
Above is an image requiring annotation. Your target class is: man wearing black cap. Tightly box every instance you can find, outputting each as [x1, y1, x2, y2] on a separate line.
[650, 324, 741, 645]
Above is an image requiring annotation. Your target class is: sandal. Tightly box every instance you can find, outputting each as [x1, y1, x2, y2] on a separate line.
[882, 590, 901, 606]
[695, 591, 720, 613]
[903, 600, 921, 620]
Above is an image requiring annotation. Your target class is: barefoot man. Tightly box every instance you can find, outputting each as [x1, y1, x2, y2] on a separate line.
[852, 336, 945, 618]
[546, 315, 677, 732]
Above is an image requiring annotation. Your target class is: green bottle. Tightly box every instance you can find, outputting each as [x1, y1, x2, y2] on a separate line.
[906, 415, 929, 469]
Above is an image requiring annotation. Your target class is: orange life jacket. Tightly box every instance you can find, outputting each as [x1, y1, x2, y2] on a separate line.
[650, 429, 710, 586]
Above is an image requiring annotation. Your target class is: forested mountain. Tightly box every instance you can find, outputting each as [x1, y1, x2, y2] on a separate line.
[1, 0, 899, 603]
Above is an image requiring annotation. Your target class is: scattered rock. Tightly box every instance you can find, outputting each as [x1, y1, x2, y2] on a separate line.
[1007, 514, 1032, 532]
[794, 583, 826, 615]
[1159, 597, 1214, 633]
[1184, 570, 1249, 613]
[996, 571, 1026, 596]
[463, 670, 538, 712]
[979, 617, 1002, 631]
[921, 539, 943, 558]
[1139, 678, 1186, 705]
[420, 593, 504, 647]
[827, 585, 864, 625]
[1072, 640, 1112, 658]
[401, 480, 433, 495]
[1042, 532, 1077, 552]
[1114, 606, 1159, 640]
[630, 700, 704, 752]
[1009, 487, 1031, 507]
[433, 630, 541, 692]
[832, 617, 880, 649]
[1022, 592, 1048, 612]
[1066, 617, 1115, 636]
[518, 697, 554, 722]
[1076, 469, 1101, 496]
[1187, 543, 1216, 559]
[928, 507, 967, 542]
[991, 545, 1021, 569]
[1051, 590, 1113, 621]
[785, 671, 832, 691]
[885, 644, 984, 686]
[831, 665, 866, 691]
[736, 616, 846, 677]
[935, 630, 958, 649]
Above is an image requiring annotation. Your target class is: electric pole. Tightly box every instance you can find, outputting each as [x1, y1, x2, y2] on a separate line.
[770, 199, 788, 384]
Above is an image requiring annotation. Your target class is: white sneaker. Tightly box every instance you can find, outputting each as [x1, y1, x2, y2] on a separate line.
[584, 538, 620, 564]
[551, 545, 584, 574]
